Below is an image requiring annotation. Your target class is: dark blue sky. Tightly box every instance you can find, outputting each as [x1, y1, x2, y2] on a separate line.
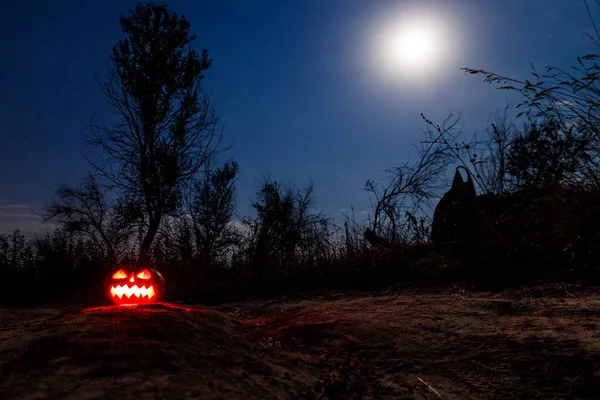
[0, 0, 595, 233]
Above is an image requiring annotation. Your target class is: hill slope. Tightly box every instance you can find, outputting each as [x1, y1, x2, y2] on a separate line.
[1, 286, 599, 399]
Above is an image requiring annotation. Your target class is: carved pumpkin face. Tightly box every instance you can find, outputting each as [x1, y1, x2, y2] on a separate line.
[105, 266, 165, 306]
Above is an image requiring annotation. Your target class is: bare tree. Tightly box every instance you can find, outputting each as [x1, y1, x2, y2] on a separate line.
[151, 215, 195, 265]
[188, 159, 240, 269]
[365, 113, 459, 244]
[473, 105, 518, 194]
[341, 206, 370, 255]
[245, 178, 331, 270]
[86, 2, 226, 264]
[43, 174, 135, 264]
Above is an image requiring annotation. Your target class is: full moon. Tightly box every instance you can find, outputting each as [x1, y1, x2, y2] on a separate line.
[370, 7, 460, 83]
[395, 27, 436, 64]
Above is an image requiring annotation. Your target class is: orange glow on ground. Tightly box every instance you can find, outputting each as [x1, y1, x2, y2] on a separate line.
[82, 302, 211, 313]
[110, 284, 156, 300]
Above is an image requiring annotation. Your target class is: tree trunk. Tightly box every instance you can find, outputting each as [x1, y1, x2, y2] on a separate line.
[138, 214, 161, 266]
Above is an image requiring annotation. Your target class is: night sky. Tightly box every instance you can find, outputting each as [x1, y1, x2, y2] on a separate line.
[0, 0, 595, 233]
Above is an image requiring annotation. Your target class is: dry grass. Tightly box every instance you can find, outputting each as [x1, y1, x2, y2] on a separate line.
[1, 284, 599, 399]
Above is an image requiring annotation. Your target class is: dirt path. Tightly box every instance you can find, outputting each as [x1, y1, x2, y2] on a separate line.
[1, 287, 600, 399]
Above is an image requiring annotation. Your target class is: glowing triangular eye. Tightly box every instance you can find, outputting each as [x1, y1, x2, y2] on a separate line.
[112, 269, 127, 279]
[136, 269, 152, 279]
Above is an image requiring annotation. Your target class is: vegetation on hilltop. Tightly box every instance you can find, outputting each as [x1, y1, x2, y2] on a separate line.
[3, 1, 600, 306]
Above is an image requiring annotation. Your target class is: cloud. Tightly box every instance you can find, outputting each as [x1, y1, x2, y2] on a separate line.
[0, 204, 55, 235]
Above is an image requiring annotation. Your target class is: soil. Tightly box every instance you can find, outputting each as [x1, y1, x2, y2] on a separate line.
[1, 284, 600, 399]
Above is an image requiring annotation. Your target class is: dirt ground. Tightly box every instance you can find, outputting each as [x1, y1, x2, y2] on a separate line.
[1, 284, 599, 399]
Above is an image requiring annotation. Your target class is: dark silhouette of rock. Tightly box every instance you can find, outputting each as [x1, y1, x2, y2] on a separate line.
[430, 167, 478, 243]
[364, 228, 391, 248]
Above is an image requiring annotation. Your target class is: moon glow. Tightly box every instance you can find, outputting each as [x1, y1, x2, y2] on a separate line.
[396, 26, 436, 64]
[371, 7, 459, 83]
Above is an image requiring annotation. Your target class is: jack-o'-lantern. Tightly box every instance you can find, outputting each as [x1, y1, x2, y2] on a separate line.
[105, 266, 165, 306]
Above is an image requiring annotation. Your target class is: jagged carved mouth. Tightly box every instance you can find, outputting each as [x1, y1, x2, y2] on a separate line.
[109, 284, 156, 300]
